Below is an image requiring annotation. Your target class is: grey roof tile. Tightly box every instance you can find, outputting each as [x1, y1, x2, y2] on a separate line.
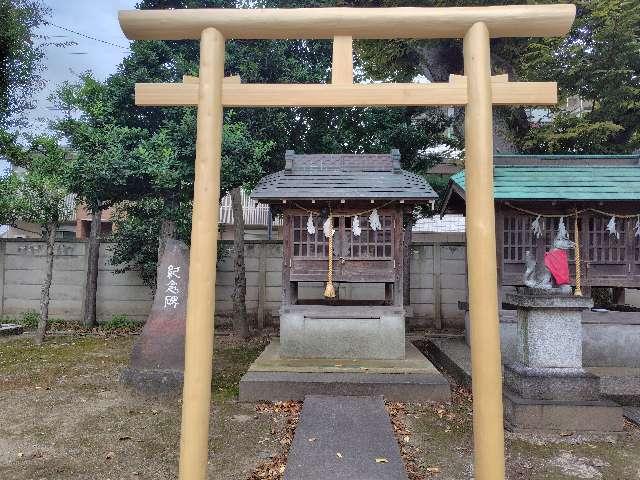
[251, 151, 437, 202]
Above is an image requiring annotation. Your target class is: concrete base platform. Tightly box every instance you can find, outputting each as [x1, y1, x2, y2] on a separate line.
[504, 363, 601, 402]
[285, 395, 407, 480]
[120, 367, 183, 395]
[0, 324, 23, 336]
[239, 339, 450, 402]
[504, 388, 624, 433]
[588, 367, 640, 406]
[427, 337, 626, 432]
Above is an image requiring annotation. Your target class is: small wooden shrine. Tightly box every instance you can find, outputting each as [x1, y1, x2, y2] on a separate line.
[441, 154, 640, 297]
[251, 149, 437, 359]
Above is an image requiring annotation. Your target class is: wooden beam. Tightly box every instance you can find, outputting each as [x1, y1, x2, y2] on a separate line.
[182, 74, 241, 84]
[119, 5, 576, 40]
[135, 80, 557, 107]
[332, 36, 353, 84]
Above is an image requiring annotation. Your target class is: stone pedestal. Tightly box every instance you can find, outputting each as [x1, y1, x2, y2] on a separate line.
[121, 239, 189, 394]
[279, 305, 405, 360]
[503, 289, 623, 432]
[240, 305, 451, 402]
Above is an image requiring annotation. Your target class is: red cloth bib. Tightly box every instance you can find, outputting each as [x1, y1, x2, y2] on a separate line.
[544, 248, 570, 285]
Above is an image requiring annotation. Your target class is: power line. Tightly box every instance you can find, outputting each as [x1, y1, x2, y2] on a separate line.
[44, 21, 131, 51]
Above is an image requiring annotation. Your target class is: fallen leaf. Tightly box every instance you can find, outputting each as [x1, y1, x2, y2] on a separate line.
[336, 452, 343, 459]
[375, 457, 389, 463]
[426, 466, 440, 473]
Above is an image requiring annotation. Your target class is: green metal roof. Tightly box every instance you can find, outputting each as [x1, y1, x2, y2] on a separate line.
[450, 165, 640, 200]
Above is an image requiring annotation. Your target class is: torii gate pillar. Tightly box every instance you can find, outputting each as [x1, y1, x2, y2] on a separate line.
[178, 27, 225, 480]
[464, 21, 505, 478]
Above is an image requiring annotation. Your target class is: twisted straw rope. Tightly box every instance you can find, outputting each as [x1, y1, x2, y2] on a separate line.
[574, 212, 583, 297]
[324, 218, 336, 298]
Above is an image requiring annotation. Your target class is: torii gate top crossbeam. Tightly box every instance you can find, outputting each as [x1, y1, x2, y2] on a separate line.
[118, 5, 575, 41]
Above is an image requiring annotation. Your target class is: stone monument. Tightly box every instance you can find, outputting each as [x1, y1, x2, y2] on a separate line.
[121, 238, 189, 394]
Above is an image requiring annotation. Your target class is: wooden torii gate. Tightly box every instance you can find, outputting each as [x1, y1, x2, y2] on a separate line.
[118, 5, 576, 480]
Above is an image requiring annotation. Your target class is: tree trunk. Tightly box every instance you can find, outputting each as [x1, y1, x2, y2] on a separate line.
[35, 223, 57, 345]
[231, 187, 250, 339]
[82, 209, 102, 328]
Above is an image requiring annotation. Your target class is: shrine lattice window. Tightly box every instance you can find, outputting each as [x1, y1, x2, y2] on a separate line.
[291, 214, 393, 259]
[348, 214, 393, 259]
[292, 215, 328, 257]
[503, 215, 536, 263]
[587, 216, 626, 263]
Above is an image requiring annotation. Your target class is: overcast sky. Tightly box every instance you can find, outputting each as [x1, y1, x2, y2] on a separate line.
[29, 0, 138, 129]
[2, 0, 138, 172]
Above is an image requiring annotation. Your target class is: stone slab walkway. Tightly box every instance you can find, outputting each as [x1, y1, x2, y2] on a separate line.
[625, 407, 640, 426]
[284, 395, 408, 480]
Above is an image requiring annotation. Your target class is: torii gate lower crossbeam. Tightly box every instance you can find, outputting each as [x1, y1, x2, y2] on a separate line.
[118, 6, 576, 480]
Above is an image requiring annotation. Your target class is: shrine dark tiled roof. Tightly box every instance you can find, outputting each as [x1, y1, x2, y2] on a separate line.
[251, 151, 438, 202]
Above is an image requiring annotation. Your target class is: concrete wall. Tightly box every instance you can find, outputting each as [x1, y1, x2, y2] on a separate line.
[465, 310, 640, 368]
[0, 236, 468, 327]
[0, 239, 152, 321]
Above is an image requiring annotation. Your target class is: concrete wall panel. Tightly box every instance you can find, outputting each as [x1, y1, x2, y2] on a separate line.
[1, 239, 468, 327]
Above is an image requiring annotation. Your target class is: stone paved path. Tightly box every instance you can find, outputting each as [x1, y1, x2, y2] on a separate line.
[625, 406, 640, 426]
[284, 395, 408, 480]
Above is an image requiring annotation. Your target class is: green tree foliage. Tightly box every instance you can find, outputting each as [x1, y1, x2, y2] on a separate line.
[339, 0, 639, 154]
[0, 134, 71, 343]
[0, 133, 70, 229]
[517, 0, 640, 153]
[55, 74, 185, 213]
[100, 0, 454, 285]
[107, 121, 274, 286]
[0, 0, 48, 128]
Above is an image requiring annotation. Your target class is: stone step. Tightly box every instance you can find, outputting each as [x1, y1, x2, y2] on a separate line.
[239, 339, 451, 402]
[240, 370, 450, 402]
[588, 367, 640, 406]
[284, 395, 408, 480]
[504, 388, 624, 433]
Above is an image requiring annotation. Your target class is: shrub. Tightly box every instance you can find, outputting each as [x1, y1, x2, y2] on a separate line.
[20, 311, 40, 329]
[102, 314, 140, 331]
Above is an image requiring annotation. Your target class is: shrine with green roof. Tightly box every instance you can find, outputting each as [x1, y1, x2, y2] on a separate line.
[441, 154, 640, 292]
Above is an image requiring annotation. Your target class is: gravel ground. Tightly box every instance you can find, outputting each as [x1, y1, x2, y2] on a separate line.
[1, 332, 639, 480]
[0, 333, 279, 480]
